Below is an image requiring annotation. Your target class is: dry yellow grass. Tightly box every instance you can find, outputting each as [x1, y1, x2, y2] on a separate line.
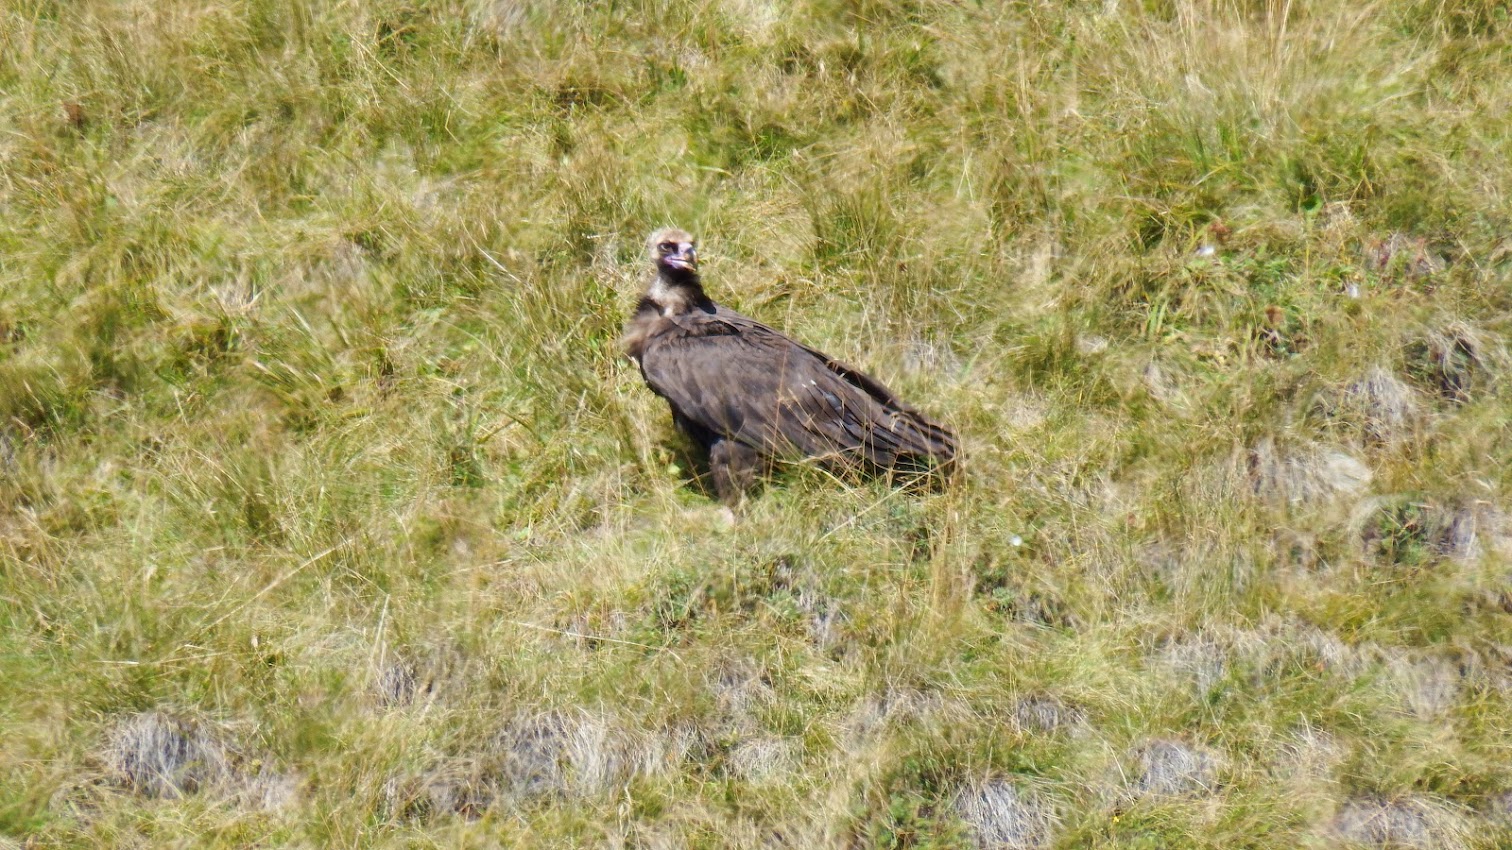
[2, 0, 1511, 847]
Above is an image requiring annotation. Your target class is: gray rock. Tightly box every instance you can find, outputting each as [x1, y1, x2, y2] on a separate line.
[1328, 796, 1467, 848]
[954, 778, 1059, 849]
[104, 711, 233, 799]
[1129, 739, 1221, 798]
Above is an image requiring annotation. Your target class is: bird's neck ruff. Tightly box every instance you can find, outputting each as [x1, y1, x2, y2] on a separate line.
[646, 270, 710, 316]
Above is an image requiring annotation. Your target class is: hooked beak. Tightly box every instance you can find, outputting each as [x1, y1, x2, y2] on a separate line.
[663, 247, 697, 272]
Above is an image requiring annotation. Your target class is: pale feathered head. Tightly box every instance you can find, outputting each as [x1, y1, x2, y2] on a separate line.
[647, 227, 698, 275]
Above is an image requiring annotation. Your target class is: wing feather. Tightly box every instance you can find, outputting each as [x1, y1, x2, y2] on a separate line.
[639, 311, 955, 470]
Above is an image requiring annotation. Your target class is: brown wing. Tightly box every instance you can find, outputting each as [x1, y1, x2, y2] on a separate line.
[639, 312, 956, 470]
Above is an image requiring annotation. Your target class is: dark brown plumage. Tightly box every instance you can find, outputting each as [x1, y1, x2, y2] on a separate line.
[624, 227, 957, 504]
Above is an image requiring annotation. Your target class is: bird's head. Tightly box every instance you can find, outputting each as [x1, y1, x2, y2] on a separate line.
[648, 227, 698, 278]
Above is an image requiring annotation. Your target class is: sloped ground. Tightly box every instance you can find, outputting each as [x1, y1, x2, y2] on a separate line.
[2, 0, 1510, 846]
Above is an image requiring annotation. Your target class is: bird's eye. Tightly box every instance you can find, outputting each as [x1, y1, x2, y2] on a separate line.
[659, 242, 675, 252]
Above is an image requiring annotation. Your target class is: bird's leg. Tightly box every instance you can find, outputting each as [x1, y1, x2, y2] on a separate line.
[709, 439, 760, 507]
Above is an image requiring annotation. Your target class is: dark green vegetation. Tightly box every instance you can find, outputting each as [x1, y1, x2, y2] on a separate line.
[2, 0, 1511, 846]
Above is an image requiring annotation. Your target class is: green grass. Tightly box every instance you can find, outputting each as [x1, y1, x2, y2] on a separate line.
[3, 0, 1512, 846]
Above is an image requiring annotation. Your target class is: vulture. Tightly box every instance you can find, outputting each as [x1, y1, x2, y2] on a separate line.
[623, 227, 957, 504]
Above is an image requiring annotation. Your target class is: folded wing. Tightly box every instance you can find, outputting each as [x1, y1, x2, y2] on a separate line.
[638, 313, 956, 471]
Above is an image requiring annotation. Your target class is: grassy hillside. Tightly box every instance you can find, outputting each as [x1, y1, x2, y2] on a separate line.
[3, 0, 1511, 846]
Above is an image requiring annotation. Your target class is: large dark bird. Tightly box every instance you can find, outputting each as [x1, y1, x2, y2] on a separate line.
[623, 227, 957, 504]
